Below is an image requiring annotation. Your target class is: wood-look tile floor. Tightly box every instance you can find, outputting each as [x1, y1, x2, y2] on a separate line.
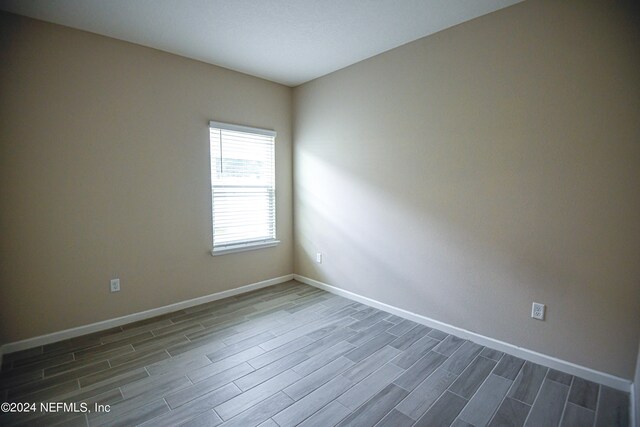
[0, 280, 630, 427]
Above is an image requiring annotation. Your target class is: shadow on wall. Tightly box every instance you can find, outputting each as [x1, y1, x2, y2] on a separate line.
[296, 149, 567, 330]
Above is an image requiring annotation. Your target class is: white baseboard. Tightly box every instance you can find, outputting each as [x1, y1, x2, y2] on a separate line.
[3, 271, 634, 405]
[294, 274, 633, 393]
[2, 274, 294, 355]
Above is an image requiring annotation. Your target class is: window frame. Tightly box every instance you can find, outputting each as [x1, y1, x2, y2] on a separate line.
[208, 120, 279, 256]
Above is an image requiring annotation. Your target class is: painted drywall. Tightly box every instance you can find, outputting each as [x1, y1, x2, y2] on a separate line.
[0, 12, 293, 344]
[293, 0, 640, 379]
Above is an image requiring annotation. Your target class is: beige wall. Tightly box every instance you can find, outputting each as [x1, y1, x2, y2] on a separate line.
[294, 0, 640, 379]
[0, 13, 293, 344]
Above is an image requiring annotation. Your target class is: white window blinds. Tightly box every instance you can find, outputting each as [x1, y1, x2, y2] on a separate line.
[209, 121, 277, 253]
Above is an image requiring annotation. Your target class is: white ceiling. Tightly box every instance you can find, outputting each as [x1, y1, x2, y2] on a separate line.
[0, 0, 523, 86]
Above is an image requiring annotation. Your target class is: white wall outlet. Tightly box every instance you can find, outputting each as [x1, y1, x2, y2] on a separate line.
[316, 252, 322, 263]
[531, 302, 545, 320]
[110, 278, 120, 293]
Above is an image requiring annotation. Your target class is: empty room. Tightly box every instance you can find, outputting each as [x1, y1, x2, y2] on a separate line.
[0, 0, 639, 426]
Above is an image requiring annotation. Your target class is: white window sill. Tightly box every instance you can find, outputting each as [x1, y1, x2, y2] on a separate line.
[211, 240, 280, 256]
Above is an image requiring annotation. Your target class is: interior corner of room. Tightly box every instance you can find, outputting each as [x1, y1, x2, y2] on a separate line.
[0, 0, 639, 426]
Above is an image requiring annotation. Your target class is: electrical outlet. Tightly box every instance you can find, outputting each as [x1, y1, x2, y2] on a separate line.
[531, 302, 545, 320]
[110, 278, 120, 293]
[316, 252, 322, 263]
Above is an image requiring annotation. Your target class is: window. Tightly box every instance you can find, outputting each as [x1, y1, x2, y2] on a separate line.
[209, 121, 278, 255]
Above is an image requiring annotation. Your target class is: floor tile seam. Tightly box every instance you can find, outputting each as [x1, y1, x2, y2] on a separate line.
[449, 352, 505, 427]
[486, 355, 531, 426]
[409, 387, 464, 425]
[521, 366, 550, 426]
[557, 375, 576, 427]
[592, 378, 603, 426]
[258, 313, 342, 343]
[333, 360, 406, 422]
[279, 391, 344, 427]
[144, 380, 238, 425]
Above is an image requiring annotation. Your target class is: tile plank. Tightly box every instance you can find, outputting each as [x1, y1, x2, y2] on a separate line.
[139, 382, 240, 426]
[440, 341, 484, 375]
[180, 410, 223, 427]
[448, 356, 496, 399]
[375, 409, 415, 427]
[507, 361, 547, 405]
[189, 347, 263, 383]
[236, 352, 307, 391]
[10, 379, 79, 403]
[145, 353, 211, 377]
[337, 362, 404, 410]
[341, 345, 401, 383]
[480, 347, 504, 361]
[433, 335, 465, 357]
[284, 357, 353, 401]
[561, 402, 595, 427]
[396, 367, 458, 420]
[336, 384, 409, 427]
[92, 398, 169, 427]
[391, 335, 440, 369]
[427, 329, 448, 340]
[273, 375, 353, 427]
[568, 377, 599, 410]
[88, 374, 190, 424]
[493, 354, 525, 381]
[458, 374, 512, 427]
[74, 333, 150, 359]
[387, 320, 418, 337]
[488, 397, 531, 427]
[206, 331, 275, 363]
[119, 371, 190, 400]
[346, 321, 394, 346]
[218, 392, 293, 427]
[303, 326, 356, 354]
[524, 378, 569, 427]
[348, 311, 390, 331]
[393, 351, 447, 392]
[343, 332, 396, 363]
[297, 401, 351, 427]
[215, 370, 301, 420]
[79, 351, 170, 387]
[166, 362, 253, 409]
[247, 337, 313, 370]
[414, 390, 467, 427]
[292, 340, 354, 377]
[594, 386, 629, 427]
[388, 325, 430, 351]
[547, 369, 573, 386]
